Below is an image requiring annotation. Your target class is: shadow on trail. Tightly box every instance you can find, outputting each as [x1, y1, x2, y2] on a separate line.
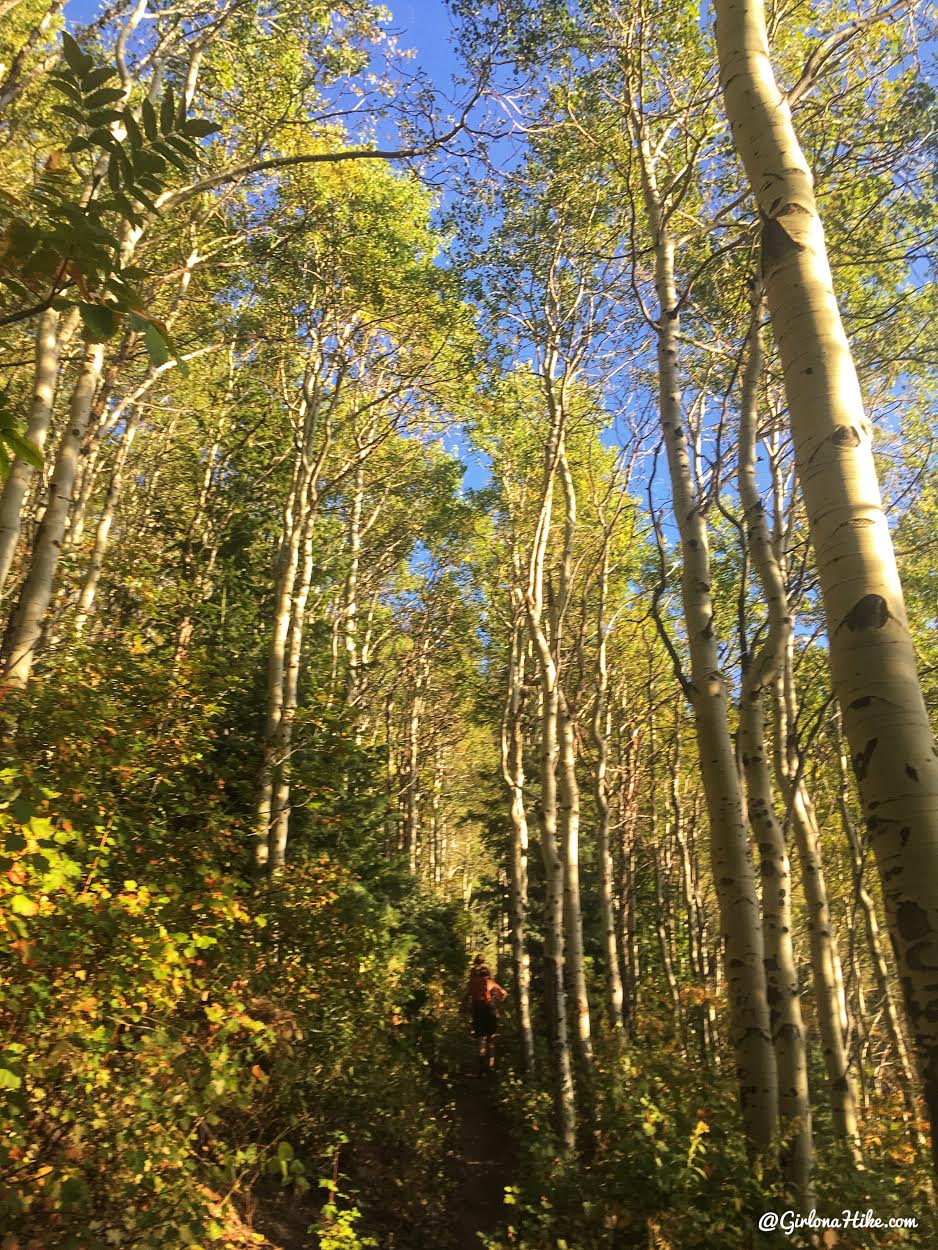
[442, 1070, 518, 1250]
[245, 1066, 520, 1250]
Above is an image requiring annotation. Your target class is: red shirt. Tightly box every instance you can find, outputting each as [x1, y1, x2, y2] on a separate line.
[465, 970, 507, 1006]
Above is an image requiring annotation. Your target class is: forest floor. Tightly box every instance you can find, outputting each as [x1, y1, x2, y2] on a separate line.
[246, 1054, 518, 1250]
[444, 1071, 517, 1250]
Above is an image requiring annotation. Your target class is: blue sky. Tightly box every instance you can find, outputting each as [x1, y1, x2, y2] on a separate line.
[399, 1, 461, 84]
[67, 0, 462, 85]
[63, 0, 489, 486]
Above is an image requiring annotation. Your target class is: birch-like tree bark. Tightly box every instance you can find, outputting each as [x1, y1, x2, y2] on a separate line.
[765, 438, 862, 1154]
[834, 708, 922, 1140]
[634, 124, 778, 1150]
[525, 398, 577, 1153]
[590, 541, 627, 1038]
[615, 690, 641, 1035]
[0, 0, 66, 113]
[737, 310, 812, 1199]
[269, 498, 318, 871]
[72, 404, 141, 636]
[0, 308, 61, 596]
[255, 412, 314, 868]
[501, 604, 536, 1074]
[403, 656, 427, 875]
[716, 0, 938, 1163]
[556, 449, 593, 1075]
[2, 341, 105, 687]
[559, 689, 594, 1071]
[344, 465, 365, 707]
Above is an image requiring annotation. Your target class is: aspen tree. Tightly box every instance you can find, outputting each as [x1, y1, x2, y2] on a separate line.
[763, 429, 862, 1153]
[0, 308, 60, 595]
[614, 693, 641, 1033]
[255, 395, 315, 868]
[590, 539, 627, 1037]
[72, 404, 141, 637]
[556, 448, 593, 1074]
[630, 112, 779, 1151]
[344, 465, 365, 707]
[1, 20, 213, 665]
[776, 641, 862, 1153]
[501, 604, 536, 1073]
[0, 0, 66, 114]
[525, 402, 577, 1153]
[834, 708, 922, 1142]
[715, 0, 938, 1162]
[60, 335, 136, 565]
[737, 309, 813, 1199]
[668, 725, 715, 1060]
[559, 689, 594, 1064]
[652, 831, 686, 1054]
[403, 654, 428, 875]
[268, 500, 319, 871]
[2, 340, 104, 686]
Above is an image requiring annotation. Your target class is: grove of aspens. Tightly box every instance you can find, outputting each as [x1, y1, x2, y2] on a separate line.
[1, 0, 937, 1246]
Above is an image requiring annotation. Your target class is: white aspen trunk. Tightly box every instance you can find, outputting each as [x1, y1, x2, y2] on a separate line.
[773, 623, 860, 1149]
[502, 611, 536, 1074]
[835, 710, 922, 1141]
[269, 497, 317, 871]
[439, 809, 449, 896]
[689, 809, 720, 1065]
[670, 731, 713, 1060]
[404, 665, 426, 875]
[591, 547, 627, 1038]
[430, 742, 443, 889]
[0, 0, 66, 113]
[532, 634, 577, 1151]
[73, 405, 141, 636]
[525, 408, 577, 1152]
[616, 707, 641, 1032]
[648, 693, 687, 1054]
[786, 753, 861, 1154]
[847, 926, 874, 1112]
[670, 736, 699, 980]
[559, 691, 594, 1070]
[554, 447, 593, 1075]
[61, 341, 130, 562]
[256, 350, 333, 867]
[0, 308, 60, 597]
[2, 341, 104, 687]
[652, 843, 686, 1053]
[767, 452, 861, 1153]
[173, 406, 229, 674]
[740, 688, 813, 1194]
[255, 457, 309, 868]
[738, 312, 813, 1200]
[384, 690, 397, 856]
[344, 466, 364, 707]
[716, 0, 938, 1163]
[645, 208, 777, 1149]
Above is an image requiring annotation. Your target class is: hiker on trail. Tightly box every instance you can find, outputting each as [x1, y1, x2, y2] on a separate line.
[462, 955, 507, 1076]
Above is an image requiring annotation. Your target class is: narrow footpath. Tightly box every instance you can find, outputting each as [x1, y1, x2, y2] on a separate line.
[247, 1063, 519, 1250]
[444, 1073, 517, 1250]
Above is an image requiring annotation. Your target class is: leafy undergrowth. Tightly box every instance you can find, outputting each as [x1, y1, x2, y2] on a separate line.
[3, 649, 935, 1250]
[0, 767, 465, 1250]
[481, 1029, 936, 1250]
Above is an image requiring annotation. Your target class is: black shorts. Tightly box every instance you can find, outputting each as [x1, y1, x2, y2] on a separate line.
[472, 1003, 498, 1037]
